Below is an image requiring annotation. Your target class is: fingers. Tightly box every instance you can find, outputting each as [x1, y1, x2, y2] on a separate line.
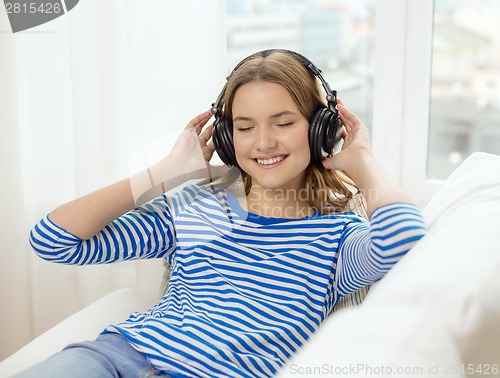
[185, 111, 216, 153]
[206, 139, 216, 153]
[338, 103, 361, 127]
[340, 126, 348, 139]
[337, 101, 368, 143]
[185, 110, 212, 132]
[199, 123, 214, 145]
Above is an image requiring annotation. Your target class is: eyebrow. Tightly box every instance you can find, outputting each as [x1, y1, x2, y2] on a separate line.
[233, 110, 298, 122]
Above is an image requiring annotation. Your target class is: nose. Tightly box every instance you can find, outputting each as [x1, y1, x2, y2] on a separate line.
[255, 126, 278, 151]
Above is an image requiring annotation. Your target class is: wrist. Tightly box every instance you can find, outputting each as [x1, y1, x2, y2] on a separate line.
[344, 150, 378, 184]
[345, 153, 412, 217]
[149, 156, 178, 186]
[129, 156, 179, 205]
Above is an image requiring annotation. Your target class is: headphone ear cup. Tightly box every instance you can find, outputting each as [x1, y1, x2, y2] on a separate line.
[329, 116, 344, 153]
[323, 109, 342, 155]
[309, 109, 322, 163]
[213, 118, 237, 167]
[309, 107, 341, 164]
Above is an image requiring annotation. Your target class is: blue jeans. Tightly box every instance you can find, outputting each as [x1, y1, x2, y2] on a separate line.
[14, 332, 174, 378]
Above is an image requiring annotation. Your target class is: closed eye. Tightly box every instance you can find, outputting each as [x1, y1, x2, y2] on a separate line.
[276, 122, 293, 127]
[236, 126, 254, 132]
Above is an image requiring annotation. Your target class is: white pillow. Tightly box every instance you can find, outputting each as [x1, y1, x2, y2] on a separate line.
[278, 305, 463, 378]
[363, 151, 500, 367]
[279, 152, 500, 377]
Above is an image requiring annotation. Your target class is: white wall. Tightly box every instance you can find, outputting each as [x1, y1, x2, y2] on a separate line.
[0, 9, 33, 358]
[0, 0, 226, 360]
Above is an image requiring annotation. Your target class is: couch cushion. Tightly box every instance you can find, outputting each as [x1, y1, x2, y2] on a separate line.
[0, 288, 157, 377]
[278, 152, 500, 377]
[363, 152, 500, 367]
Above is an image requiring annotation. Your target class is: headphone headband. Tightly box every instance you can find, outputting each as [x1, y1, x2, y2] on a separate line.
[211, 49, 337, 118]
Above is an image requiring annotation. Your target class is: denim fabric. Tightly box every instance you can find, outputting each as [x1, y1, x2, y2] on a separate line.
[13, 332, 174, 378]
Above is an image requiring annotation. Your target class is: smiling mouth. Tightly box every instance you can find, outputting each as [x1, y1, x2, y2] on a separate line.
[254, 155, 289, 166]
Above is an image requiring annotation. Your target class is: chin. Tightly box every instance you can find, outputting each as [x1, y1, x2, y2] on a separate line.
[252, 175, 306, 192]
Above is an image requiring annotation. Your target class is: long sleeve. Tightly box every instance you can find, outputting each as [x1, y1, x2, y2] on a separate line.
[29, 194, 177, 265]
[335, 202, 427, 296]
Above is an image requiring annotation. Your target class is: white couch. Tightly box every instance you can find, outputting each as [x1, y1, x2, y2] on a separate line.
[0, 289, 158, 377]
[278, 152, 500, 378]
[1, 152, 499, 378]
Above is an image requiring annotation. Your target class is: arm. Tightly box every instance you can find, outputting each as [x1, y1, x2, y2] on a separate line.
[30, 195, 177, 265]
[50, 111, 226, 240]
[322, 100, 412, 218]
[335, 203, 426, 296]
[323, 101, 426, 297]
[30, 111, 228, 264]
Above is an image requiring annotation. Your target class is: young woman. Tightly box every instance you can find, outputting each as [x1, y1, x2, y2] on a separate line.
[21, 50, 426, 378]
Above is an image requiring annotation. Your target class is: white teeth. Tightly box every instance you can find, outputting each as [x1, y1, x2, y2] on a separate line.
[256, 155, 286, 165]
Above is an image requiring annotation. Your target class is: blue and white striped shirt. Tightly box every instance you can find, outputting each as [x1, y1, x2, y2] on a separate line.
[30, 184, 426, 378]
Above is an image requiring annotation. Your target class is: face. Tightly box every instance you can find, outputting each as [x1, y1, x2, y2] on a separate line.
[232, 80, 311, 192]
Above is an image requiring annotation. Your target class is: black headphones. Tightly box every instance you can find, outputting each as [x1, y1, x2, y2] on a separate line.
[211, 49, 343, 167]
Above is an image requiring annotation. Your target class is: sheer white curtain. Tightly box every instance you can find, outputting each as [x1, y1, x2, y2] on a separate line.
[0, 0, 226, 359]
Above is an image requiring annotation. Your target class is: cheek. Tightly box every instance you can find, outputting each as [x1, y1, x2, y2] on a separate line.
[233, 134, 249, 157]
[290, 125, 311, 152]
[292, 126, 312, 164]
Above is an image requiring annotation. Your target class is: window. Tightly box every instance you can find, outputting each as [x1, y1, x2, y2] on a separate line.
[428, 0, 500, 179]
[381, 0, 500, 205]
[225, 0, 377, 131]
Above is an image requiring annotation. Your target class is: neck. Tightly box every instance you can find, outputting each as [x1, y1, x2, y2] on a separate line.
[241, 184, 314, 219]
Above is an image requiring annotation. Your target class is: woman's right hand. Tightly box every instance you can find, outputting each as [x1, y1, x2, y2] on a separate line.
[150, 111, 230, 185]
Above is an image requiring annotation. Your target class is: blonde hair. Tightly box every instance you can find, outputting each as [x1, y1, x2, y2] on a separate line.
[214, 50, 364, 216]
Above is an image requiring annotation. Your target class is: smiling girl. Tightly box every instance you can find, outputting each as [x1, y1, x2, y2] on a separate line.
[22, 50, 427, 378]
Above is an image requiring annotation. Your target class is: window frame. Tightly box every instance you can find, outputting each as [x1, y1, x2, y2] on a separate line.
[373, 0, 439, 207]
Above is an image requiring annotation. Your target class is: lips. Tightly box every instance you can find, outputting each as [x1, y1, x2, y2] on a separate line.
[254, 154, 289, 166]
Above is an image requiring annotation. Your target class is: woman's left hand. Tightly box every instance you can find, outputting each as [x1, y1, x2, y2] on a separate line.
[321, 99, 373, 174]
